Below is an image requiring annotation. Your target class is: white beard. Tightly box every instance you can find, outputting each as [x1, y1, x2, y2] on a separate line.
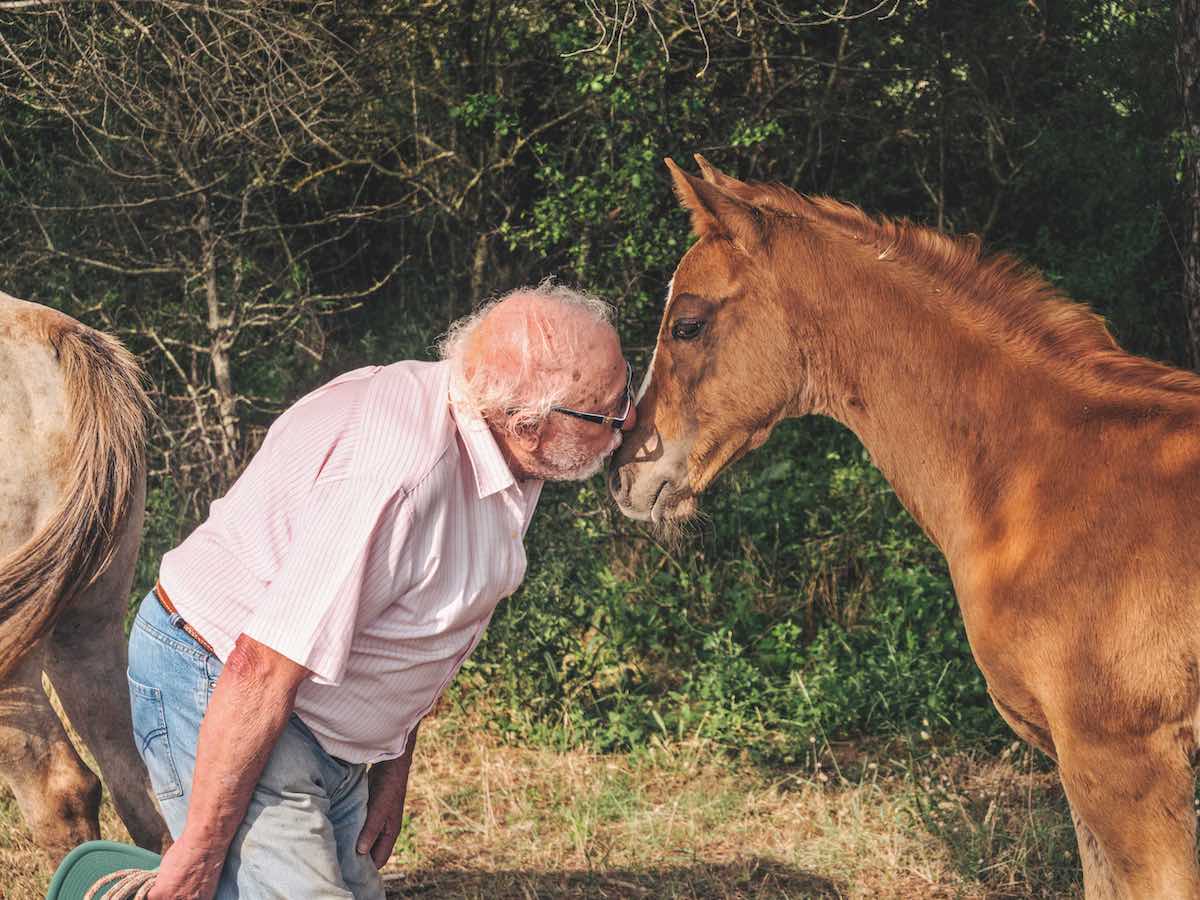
[536, 431, 623, 482]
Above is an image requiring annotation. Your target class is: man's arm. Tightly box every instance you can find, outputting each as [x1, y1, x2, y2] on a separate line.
[357, 721, 419, 869]
[149, 634, 309, 900]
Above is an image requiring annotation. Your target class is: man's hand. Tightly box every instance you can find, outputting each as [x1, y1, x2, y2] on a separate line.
[356, 726, 418, 869]
[147, 835, 222, 900]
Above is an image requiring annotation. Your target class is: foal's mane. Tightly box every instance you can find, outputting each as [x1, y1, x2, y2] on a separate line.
[743, 181, 1200, 399]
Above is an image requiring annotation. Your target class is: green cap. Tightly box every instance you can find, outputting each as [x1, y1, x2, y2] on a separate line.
[46, 840, 160, 900]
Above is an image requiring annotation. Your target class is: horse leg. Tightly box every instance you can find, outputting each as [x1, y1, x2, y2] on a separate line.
[1065, 798, 1123, 899]
[0, 642, 101, 860]
[1057, 728, 1199, 899]
[44, 492, 169, 853]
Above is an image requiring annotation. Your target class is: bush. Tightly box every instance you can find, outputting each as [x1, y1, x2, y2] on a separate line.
[457, 417, 1005, 763]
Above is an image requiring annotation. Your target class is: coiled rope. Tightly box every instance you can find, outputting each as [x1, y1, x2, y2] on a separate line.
[82, 868, 157, 899]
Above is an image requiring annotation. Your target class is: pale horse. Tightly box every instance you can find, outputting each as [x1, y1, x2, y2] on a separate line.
[0, 291, 167, 860]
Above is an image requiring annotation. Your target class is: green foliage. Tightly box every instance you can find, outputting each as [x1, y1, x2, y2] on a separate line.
[126, 479, 189, 629]
[1, 0, 1183, 762]
[450, 93, 519, 136]
[457, 421, 1002, 763]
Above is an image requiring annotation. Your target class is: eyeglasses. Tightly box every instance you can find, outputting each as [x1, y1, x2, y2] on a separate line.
[550, 360, 634, 430]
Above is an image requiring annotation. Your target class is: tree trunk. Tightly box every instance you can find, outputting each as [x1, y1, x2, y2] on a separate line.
[1178, 0, 1200, 369]
[199, 211, 240, 482]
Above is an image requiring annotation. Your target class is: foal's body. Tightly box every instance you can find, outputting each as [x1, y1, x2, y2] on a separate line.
[0, 291, 166, 857]
[807, 232, 1200, 896]
[611, 159, 1200, 897]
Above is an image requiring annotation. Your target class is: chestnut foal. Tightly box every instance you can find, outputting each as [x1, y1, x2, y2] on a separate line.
[611, 158, 1200, 898]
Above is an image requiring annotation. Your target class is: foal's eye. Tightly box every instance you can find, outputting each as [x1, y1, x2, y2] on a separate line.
[671, 318, 705, 341]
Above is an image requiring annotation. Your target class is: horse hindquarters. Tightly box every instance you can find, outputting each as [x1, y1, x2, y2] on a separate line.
[0, 316, 149, 678]
[0, 463, 168, 861]
[0, 296, 166, 856]
[45, 473, 169, 854]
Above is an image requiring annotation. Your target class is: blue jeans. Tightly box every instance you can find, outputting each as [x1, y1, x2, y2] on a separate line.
[127, 590, 385, 899]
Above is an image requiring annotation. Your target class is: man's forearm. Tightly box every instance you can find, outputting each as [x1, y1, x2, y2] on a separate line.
[179, 637, 306, 866]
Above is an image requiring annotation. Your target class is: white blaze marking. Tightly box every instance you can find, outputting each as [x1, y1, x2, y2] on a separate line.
[637, 277, 672, 402]
[637, 347, 656, 402]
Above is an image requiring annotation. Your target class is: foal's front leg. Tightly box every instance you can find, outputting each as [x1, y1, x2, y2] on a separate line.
[1067, 801, 1138, 900]
[1058, 728, 1199, 899]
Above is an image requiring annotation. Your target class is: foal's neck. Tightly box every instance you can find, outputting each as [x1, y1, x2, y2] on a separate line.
[798, 254, 1068, 567]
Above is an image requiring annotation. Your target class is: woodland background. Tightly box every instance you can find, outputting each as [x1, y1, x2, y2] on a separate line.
[0, 3, 1195, 893]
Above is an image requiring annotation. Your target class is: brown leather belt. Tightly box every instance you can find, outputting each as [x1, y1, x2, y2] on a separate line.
[154, 581, 216, 656]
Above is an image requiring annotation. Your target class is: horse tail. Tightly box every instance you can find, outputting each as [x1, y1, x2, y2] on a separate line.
[0, 316, 151, 680]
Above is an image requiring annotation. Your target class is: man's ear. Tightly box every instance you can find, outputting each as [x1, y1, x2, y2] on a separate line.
[509, 414, 543, 453]
[665, 157, 764, 253]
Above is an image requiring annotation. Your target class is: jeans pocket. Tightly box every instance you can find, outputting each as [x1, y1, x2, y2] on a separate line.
[128, 672, 185, 801]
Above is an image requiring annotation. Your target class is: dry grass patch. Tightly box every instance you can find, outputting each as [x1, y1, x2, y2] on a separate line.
[378, 718, 1081, 898]
[0, 774, 133, 898]
[0, 714, 1082, 898]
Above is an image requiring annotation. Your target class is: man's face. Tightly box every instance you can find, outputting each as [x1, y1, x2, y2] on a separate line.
[532, 332, 634, 482]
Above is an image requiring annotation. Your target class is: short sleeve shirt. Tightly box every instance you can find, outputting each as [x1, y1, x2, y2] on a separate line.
[158, 360, 543, 763]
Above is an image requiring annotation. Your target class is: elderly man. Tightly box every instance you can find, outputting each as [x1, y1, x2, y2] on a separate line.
[127, 283, 635, 899]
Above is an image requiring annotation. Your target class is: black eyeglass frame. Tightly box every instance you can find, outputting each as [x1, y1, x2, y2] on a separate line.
[549, 360, 634, 429]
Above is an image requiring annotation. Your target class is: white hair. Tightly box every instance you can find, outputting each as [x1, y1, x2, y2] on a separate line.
[438, 279, 615, 433]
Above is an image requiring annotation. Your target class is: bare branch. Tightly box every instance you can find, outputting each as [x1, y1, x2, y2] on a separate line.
[0, 0, 69, 9]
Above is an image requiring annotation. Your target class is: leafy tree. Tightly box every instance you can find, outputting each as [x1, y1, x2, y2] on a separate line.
[0, 2, 417, 509]
[0, 0, 1185, 755]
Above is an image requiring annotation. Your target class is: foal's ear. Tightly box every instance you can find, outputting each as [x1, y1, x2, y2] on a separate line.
[665, 157, 763, 253]
[694, 154, 748, 194]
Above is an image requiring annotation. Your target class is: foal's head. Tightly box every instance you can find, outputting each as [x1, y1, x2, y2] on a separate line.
[609, 157, 815, 526]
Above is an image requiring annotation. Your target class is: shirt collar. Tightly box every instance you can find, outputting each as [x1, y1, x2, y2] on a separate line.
[447, 368, 520, 499]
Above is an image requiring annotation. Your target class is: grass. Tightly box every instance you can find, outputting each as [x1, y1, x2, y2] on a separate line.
[1, 708, 1083, 899]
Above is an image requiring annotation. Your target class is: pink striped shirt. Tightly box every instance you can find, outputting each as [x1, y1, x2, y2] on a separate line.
[159, 360, 542, 763]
